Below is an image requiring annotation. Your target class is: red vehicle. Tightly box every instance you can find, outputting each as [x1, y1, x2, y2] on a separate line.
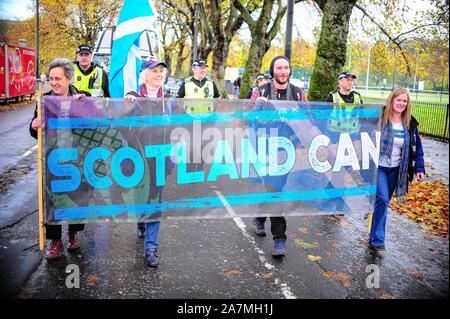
[0, 44, 36, 102]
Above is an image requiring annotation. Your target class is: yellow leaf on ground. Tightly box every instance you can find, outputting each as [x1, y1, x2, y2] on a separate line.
[376, 290, 396, 299]
[323, 271, 352, 287]
[86, 274, 98, 286]
[403, 268, 424, 281]
[260, 272, 273, 279]
[219, 269, 242, 276]
[294, 239, 319, 249]
[298, 227, 309, 234]
[307, 255, 322, 262]
[329, 242, 340, 249]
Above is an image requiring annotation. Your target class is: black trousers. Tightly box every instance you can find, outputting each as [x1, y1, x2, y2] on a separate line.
[255, 216, 287, 241]
[45, 224, 85, 240]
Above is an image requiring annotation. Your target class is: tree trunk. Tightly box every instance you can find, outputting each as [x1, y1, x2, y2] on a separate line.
[232, 0, 282, 99]
[239, 34, 268, 98]
[174, 42, 188, 78]
[212, 41, 229, 98]
[206, 1, 246, 99]
[308, 0, 356, 101]
[164, 49, 173, 78]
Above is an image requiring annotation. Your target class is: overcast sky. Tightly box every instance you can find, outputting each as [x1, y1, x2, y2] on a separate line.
[0, 0, 435, 43]
[0, 0, 34, 20]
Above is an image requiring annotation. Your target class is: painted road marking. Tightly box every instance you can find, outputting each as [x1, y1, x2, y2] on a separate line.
[21, 145, 38, 158]
[214, 190, 297, 299]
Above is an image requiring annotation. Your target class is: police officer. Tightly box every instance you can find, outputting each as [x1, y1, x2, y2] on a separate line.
[325, 71, 363, 135]
[326, 71, 362, 104]
[326, 71, 365, 216]
[73, 44, 110, 97]
[177, 59, 220, 105]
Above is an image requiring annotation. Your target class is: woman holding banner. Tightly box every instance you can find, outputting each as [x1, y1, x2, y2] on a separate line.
[124, 58, 170, 268]
[369, 88, 425, 251]
[30, 57, 90, 259]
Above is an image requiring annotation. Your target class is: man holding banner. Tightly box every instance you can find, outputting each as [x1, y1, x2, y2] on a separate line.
[250, 56, 308, 257]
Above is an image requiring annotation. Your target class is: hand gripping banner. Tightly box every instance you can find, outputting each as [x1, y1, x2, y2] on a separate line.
[41, 96, 382, 224]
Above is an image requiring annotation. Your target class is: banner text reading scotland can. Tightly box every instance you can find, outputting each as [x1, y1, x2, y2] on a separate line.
[41, 96, 382, 223]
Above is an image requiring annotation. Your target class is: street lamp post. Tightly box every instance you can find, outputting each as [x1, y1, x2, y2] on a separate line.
[35, 0, 39, 77]
[413, 50, 419, 91]
[348, 43, 352, 70]
[412, 49, 420, 101]
[365, 44, 371, 97]
[284, 0, 294, 60]
[192, 2, 200, 62]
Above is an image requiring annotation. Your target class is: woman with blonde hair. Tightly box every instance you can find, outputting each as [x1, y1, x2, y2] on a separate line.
[369, 88, 426, 251]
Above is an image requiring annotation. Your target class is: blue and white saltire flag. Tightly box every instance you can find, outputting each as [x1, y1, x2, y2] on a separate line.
[109, 0, 156, 97]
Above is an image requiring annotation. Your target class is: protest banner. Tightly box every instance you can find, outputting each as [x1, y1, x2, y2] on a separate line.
[40, 96, 382, 224]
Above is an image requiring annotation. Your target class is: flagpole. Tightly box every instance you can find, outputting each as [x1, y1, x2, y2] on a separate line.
[37, 91, 45, 251]
[366, 212, 373, 234]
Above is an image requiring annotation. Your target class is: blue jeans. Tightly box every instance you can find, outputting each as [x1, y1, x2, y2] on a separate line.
[145, 221, 160, 250]
[370, 166, 399, 247]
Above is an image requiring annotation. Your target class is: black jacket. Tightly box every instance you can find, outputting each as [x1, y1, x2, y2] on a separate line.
[407, 115, 426, 182]
[29, 85, 91, 139]
[257, 82, 307, 101]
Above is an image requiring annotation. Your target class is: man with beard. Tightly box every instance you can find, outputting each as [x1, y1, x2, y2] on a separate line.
[251, 56, 307, 102]
[250, 56, 307, 257]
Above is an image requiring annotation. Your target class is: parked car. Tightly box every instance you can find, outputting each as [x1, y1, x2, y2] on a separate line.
[164, 77, 182, 97]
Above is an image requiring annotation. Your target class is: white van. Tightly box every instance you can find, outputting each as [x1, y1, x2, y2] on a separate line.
[92, 27, 161, 75]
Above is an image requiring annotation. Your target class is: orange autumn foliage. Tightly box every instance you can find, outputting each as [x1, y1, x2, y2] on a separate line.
[390, 179, 449, 238]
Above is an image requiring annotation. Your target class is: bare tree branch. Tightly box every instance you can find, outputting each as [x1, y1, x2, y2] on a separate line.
[232, 0, 255, 30]
[267, 0, 287, 40]
[355, 2, 412, 75]
[393, 23, 446, 42]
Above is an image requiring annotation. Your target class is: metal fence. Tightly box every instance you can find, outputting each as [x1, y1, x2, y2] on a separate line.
[411, 101, 449, 141]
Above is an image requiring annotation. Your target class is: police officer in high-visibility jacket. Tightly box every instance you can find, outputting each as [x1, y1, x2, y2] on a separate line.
[177, 59, 220, 113]
[325, 71, 363, 135]
[326, 71, 365, 217]
[73, 45, 110, 97]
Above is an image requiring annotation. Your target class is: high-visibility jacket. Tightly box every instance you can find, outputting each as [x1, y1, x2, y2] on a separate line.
[73, 65, 104, 97]
[327, 91, 362, 134]
[183, 76, 215, 114]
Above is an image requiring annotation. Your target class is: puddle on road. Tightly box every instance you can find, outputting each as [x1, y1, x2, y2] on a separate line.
[0, 165, 33, 196]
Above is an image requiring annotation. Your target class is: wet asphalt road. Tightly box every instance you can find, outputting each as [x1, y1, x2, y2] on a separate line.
[0, 103, 448, 299]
